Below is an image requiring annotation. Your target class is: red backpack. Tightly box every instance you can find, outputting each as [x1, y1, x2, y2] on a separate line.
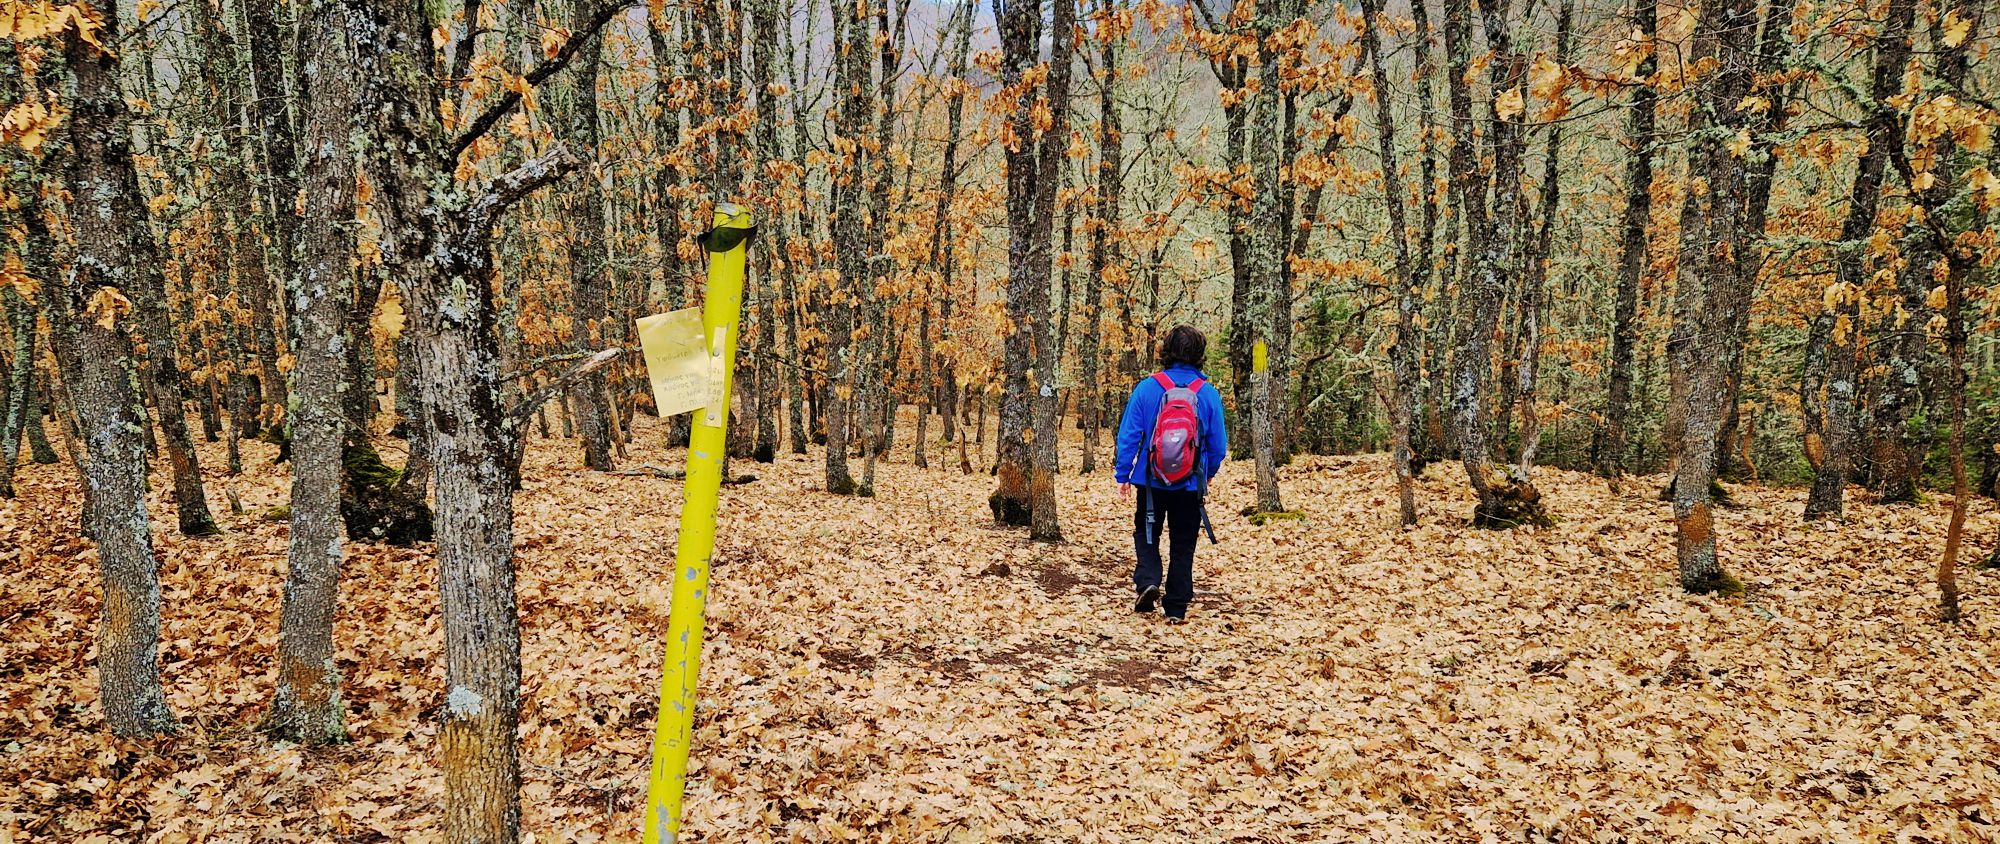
[1148, 372, 1205, 485]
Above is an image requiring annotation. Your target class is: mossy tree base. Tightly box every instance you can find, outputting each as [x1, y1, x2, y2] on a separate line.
[179, 513, 223, 537]
[340, 440, 433, 545]
[990, 463, 1032, 525]
[260, 426, 292, 463]
[261, 698, 350, 747]
[1682, 569, 1745, 596]
[1659, 478, 1734, 505]
[989, 492, 1031, 526]
[1472, 480, 1554, 529]
[1409, 453, 1436, 480]
[1246, 510, 1304, 526]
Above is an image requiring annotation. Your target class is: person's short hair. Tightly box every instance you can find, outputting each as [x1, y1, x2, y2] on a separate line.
[1157, 325, 1207, 368]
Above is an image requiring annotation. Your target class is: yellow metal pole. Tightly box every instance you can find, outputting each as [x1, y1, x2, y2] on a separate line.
[642, 202, 754, 844]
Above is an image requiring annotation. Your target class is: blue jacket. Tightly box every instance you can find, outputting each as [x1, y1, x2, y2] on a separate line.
[1114, 363, 1228, 491]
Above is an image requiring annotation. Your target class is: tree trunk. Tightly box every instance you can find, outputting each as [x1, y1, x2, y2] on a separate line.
[934, 0, 973, 455]
[780, 220, 809, 456]
[1710, 0, 1797, 488]
[192, 0, 283, 436]
[1224, 101, 1250, 453]
[566, 16, 615, 473]
[0, 281, 44, 498]
[1027, 0, 1075, 542]
[749, 0, 783, 464]
[1482, 0, 1531, 453]
[855, 292, 883, 493]
[354, 0, 601, 838]
[53, 0, 180, 739]
[823, 0, 869, 495]
[1803, 0, 1914, 520]
[1443, 0, 1546, 528]
[1866, 254, 1930, 505]
[1224, 76, 1250, 459]
[29, 364, 61, 466]
[1978, 414, 1997, 498]
[341, 266, 433, 545]
[990, 0, 1049, 526]
[782, 12, 815, 458]
[1081, 0, 1121, 476]
[132, 270, 221, 534]
[1593, 0, 1657, 482]
[1272, 91, 1304, 464]
[1359, 0, 1420, 526]
[1665, 0, 1760, 593]
[1244, 0, 1294, 516]
[1409, 0, 1447, 467]
[268, 0, 359, 744]
[1900, 0, 1985, 616]
[857, 0, 912, 496]
[246, 0, 299, 407]
[913, 298, 933, 470]
[647, 7, 694, 452]
[390, 327, 434, 506]
[1935, 250, 1970, 620]
[1868, 0, 1962, 505]
[1056, 216, 1074, 396]
[118, 79, 220, 537]
[1510, 0, 1573, 476]
[698, 0, 744, 200]
[917, 0, 974, 474]
[208, 217, 253, 474]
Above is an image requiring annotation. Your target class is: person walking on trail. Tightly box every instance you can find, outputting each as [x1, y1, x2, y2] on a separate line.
[1115, 325, 1227, 623]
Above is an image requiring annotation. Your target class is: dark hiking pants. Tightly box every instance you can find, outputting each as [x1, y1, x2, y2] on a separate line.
[1133, 486, 1202, 618]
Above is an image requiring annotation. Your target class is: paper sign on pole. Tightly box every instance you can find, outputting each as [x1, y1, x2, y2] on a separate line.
[636, 307, 711, 417]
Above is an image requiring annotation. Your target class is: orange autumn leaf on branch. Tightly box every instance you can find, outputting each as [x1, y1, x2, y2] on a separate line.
[0, 98, 64, 152]
[0, 2, 102, 46]
[85, 285, 131, 329]
[0, 252, 35, 296]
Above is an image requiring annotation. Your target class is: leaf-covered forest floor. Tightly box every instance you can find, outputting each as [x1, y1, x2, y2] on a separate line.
[4, 411, 2000, 843]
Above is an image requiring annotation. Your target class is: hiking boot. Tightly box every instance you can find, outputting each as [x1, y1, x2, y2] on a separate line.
[1134, 585, 1162, 614]
[1165, 615, 1187, 625]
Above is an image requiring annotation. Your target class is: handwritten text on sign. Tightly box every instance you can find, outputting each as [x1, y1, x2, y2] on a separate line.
[636, 308, 711, 418]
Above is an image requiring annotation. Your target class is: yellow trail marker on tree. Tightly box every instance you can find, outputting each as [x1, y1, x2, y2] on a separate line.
[641, 202, 753, 844]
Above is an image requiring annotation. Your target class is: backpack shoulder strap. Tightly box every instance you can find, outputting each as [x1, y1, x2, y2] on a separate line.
[1151, 371, 1177, 391]
[1186, 377, 1206, 393]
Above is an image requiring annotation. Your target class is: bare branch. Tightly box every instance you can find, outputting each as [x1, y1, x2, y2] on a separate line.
[449, 0, 486, 82]
[460, 145, 584, 253]
[449, 1, 634, 158]
[505, 348, 622, 428]
[501, 346, 637, 383]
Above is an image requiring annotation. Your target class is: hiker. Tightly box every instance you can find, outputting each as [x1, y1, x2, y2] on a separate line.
[1115, 325, 1227, 623]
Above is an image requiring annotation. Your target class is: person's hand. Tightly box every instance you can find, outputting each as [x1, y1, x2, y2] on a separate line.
[1120, 483, 1133, 501]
